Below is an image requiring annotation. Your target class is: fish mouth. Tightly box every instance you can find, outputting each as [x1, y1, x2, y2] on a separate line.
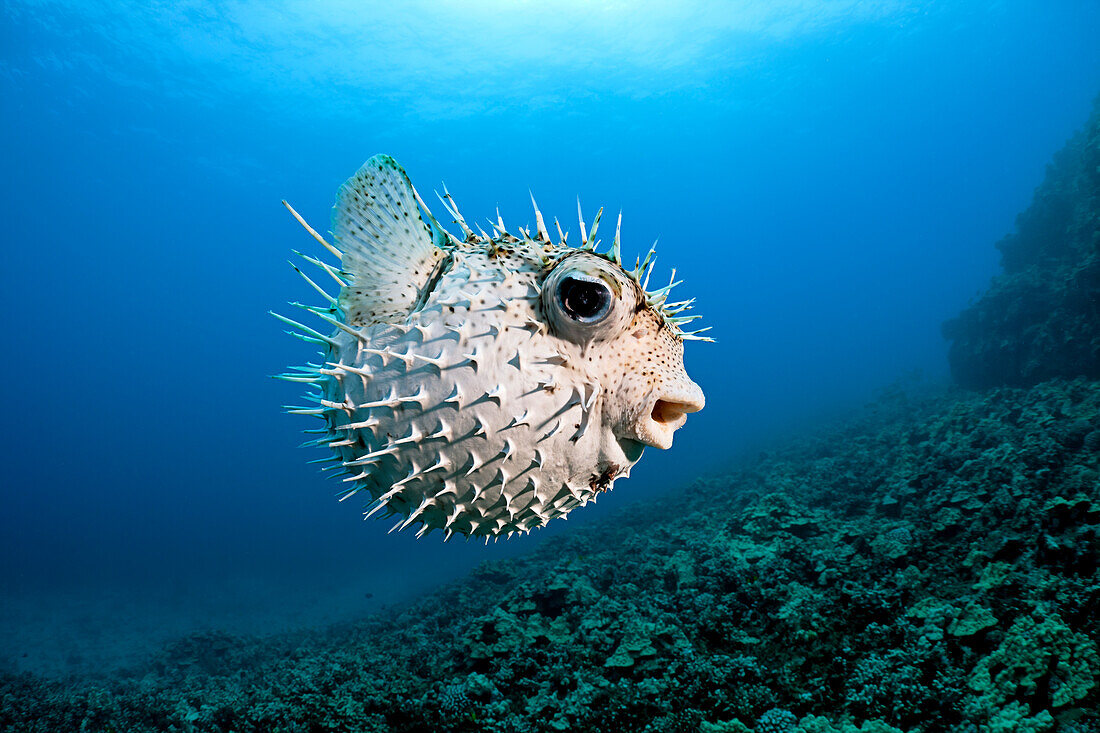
[634, 388, 705, 449]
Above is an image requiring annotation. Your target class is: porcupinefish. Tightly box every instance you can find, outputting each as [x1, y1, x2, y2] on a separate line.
[276, 155, 708, 540]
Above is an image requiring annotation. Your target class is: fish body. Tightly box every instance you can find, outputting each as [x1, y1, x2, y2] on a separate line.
[279, 155, 707, 540]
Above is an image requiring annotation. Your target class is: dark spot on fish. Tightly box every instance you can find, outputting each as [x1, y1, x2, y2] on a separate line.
[589, 463, 619, 493]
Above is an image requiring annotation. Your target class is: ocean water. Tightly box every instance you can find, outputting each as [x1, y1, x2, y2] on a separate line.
[1, 0, 1099, 705]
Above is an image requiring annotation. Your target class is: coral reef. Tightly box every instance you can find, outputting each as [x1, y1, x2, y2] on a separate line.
[943, 96, 1100, 388]
[1, 377, 1097, 732]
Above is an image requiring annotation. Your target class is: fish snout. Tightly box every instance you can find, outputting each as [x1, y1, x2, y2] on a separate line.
[633, 381, 705, 449]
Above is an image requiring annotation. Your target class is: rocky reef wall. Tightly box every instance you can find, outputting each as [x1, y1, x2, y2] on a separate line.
[943, 98, 1100, 388]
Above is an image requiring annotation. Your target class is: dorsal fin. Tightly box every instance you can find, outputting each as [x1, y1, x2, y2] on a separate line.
[333, 155, 447, 325]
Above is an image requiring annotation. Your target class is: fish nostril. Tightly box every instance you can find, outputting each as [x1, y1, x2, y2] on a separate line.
[651, 399, 688, 426]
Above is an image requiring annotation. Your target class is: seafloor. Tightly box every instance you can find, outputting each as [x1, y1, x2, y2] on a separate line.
[4, 101, 1098, 733]
[1, 377, 1097, 732]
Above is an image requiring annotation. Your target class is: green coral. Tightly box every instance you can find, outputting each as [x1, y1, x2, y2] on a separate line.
[796, 715, 905, 733]
[947, 603, 998, 637]
[701, 720, 752, 733]
[969, 610, 1099, 713]
[982, 702, 1054, 733]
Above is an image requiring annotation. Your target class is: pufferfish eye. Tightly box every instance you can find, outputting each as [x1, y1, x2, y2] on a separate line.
[542, 253, 636, 343]
[558, 275, 613, 322]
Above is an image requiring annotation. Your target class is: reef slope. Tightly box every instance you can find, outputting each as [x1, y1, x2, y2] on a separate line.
[2, 378, 1098, 733]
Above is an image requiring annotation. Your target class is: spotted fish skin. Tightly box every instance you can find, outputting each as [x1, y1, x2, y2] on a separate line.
[278, 155, 707, 540]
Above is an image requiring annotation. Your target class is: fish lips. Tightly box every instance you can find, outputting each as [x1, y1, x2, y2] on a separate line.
[626, 385, 705, 450]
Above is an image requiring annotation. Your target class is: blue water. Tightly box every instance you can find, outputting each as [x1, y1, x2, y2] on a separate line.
[2, 1, 1099, 674]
